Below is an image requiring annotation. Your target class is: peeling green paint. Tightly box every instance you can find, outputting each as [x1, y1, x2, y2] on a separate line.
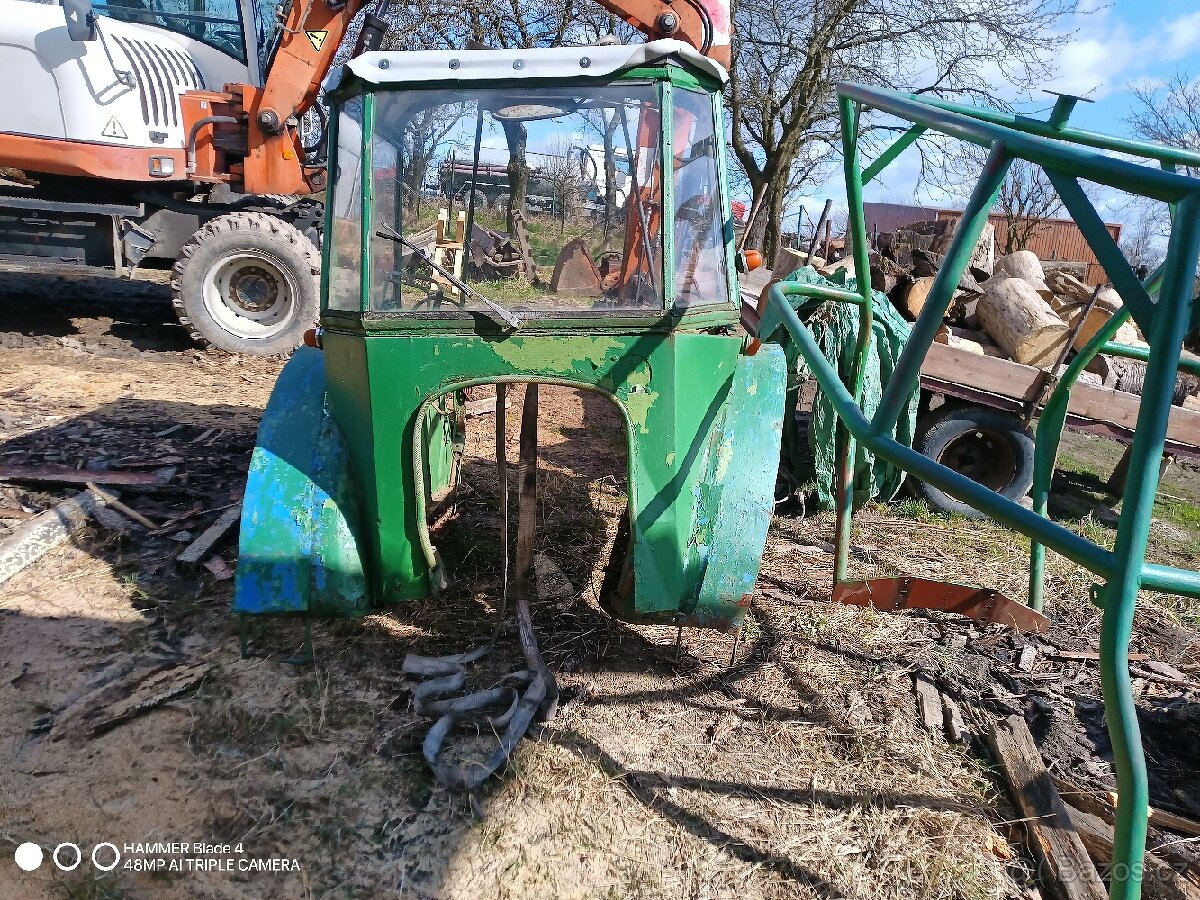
[621, 386, 659, 433]
[491, 336, 623, 374]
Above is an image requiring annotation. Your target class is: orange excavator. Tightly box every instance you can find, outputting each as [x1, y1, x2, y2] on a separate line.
[0, 0, 728, 353]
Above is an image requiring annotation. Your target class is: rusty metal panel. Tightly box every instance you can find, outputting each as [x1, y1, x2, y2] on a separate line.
[831, 576, 1050, 632]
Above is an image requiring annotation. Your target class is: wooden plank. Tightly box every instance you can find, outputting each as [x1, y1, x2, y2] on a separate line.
[0, 463, 174, 488]
[922, 342, 1043, 403]
[1064, 803, 1200, 900]
[0, 490, 100, 586]
[176, 505, 241, 568]
[988, 715, 1107, 900]
[921, 342, 1200, 449]
[913, 674, 943, 733]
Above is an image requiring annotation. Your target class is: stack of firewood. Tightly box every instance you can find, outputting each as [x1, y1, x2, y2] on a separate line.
[862, 219, 1192, 396]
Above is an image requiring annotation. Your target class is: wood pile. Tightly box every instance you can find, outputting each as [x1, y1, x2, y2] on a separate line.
[867, 220, 1177, 393]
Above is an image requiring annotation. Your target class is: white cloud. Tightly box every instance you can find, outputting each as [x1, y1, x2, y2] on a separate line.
[1046, 5, 1200, 100]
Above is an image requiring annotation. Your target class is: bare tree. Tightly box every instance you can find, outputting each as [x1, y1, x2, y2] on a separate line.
[1127, 72, 1200, 170]
[728, 0, 1074, 264]
[994, 159, 1063, 253]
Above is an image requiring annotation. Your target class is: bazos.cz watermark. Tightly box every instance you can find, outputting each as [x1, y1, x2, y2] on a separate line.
[13, 841, 300, 874]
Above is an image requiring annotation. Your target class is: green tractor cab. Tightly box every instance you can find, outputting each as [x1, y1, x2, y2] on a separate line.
[234, 41, 787, 631]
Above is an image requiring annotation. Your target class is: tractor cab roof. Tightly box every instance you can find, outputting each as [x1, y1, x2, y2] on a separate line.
[325, 39, 728, 94]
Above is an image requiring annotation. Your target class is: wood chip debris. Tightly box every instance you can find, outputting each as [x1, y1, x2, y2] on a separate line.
[38, 659, 214, 741]
[0, 463, 176, 488]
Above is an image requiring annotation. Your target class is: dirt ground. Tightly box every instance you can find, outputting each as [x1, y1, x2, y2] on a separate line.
[0, 270, 1197, 899]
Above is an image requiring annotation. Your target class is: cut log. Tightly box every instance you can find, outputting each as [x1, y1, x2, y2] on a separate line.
[773, 247, 807, 279]
[995, 250, 1049, 288]
[988, 715, 1107, 900]
[1046, 271, 1108, 305]
[978, 277, 1070, 367]
[903, 276, 938, 319]
[934, 325, 987, 355]
[1063, 304, 1144, 351]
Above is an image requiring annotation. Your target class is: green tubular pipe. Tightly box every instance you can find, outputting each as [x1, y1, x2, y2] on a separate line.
[837, 84, 1200, 203]
[833, 95, 876, 584]
[871, 143, 1012, 437]
[1029, 264, 1167, 612]
[861, 123, 926, 185]
[1028, 305, 1134, 611]
[1101, 196, 1200, 900]
[813, 83, 1200, 900]
[758, 282, 1117, 577]
[1103, 342, 1200, 377]
[913, 93, 1200, 170]
[1142, 561, 1200, 599]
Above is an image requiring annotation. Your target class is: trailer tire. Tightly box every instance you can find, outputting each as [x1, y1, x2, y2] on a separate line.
[171, 212, 319, 356]
[912, 405, 1035, 518]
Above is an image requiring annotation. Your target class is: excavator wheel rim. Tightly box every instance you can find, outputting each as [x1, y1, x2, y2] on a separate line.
[202, 249, 299, 339]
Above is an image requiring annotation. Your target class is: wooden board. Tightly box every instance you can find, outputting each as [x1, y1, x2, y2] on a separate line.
[988, 715, 1107, 900]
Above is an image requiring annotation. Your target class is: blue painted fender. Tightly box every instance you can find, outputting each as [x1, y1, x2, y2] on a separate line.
[234, 348, 370, 617]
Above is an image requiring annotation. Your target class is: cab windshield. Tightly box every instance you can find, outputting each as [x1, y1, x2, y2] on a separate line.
[327, 77, 733, 317]
[96, 0, 252, 64]
[368, 83, 665, 314]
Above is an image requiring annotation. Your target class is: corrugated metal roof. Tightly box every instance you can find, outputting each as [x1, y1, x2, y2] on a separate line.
[863, 202, 1122, 285]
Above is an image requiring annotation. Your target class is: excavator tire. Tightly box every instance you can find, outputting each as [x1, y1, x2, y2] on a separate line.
[171, 212, 320, 356]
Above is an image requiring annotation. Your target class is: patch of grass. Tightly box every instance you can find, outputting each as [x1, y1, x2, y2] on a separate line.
[56, 875, 128, 900]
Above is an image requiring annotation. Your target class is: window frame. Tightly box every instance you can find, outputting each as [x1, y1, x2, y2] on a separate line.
[323, 65, 737, 323]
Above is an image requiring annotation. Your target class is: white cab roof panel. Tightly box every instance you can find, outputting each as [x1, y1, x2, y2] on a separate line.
[325, 40, 727, 93]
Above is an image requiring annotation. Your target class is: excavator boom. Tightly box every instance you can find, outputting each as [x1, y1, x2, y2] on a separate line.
[186, 0, 731, 195]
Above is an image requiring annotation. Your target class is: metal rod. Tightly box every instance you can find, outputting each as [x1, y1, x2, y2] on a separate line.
[870, 142, 1013, 438]
[1102, 196, 1200, 900]
[758, 282, 1117, 577]
[832, 96, 875, 584]
[837, 83, 1200, 202]
[1028, 265, 1166, 612]
[496, 384, 509, 626]
[463, 105, 485, 276]
[617, 103, 661, 302]
[1102, 341, 1200, 377]
[861, 123, 926, 185]
[513, 384, 559, 719]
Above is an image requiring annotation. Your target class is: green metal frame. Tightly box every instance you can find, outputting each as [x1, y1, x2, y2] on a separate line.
[757, 82, 1200, 900]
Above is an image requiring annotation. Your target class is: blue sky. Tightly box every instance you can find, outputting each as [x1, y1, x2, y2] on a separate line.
[789, 0, 1200, 230]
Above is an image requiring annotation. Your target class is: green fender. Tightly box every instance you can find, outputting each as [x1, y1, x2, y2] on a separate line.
[234, 348, 370, 618]
[691, 346, 788, 624]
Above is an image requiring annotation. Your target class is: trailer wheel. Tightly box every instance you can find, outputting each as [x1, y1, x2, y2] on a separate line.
[912, 405, 1035, 518]
[172, 212, 319, 355]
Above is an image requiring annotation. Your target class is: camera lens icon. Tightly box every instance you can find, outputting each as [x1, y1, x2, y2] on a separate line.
[54, 843, 82, 871]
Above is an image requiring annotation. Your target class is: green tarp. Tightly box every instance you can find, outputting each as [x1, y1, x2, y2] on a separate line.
[775, 267, 920, 510]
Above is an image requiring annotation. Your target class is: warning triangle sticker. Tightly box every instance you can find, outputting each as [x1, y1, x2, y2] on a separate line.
[101, 116, 127, 140]
[305, 30, 327, 51]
